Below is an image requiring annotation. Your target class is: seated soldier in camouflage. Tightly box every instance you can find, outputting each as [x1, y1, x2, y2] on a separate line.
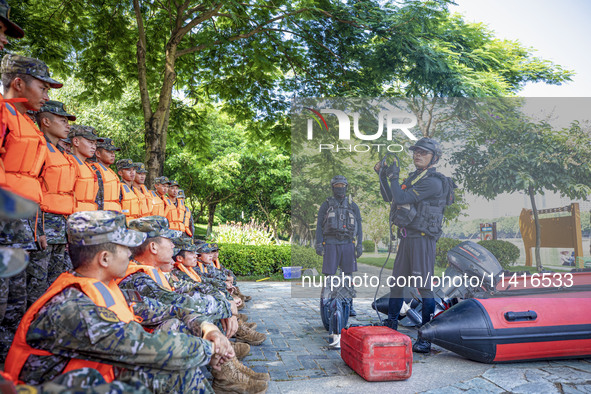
[196, 243, 243, 305]
[5, 211, 233, 394]
[117, 216, 269, 392]
[211, 242, 252, 303]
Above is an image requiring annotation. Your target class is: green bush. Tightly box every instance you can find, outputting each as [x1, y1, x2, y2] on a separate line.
[291, 245, 323, 272]
[436, 237, 463, 267]
[219, 243, 290, 276]
[362, 240, 375, 253]
[477, 240, 520, 269]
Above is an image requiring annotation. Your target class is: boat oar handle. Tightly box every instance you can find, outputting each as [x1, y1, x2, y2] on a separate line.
[504, 311, 537, 321]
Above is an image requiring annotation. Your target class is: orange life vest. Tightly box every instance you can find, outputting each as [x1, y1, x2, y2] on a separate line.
[175, 262, 202, 283]
[118, 262, 174, 291]
[212, 258, 222, 270]
[39, 142, 76, 215]
[90, 162, 122, 212]
[69, 155, 98, 211]
[164, 197, 184, 232]
[134, 185, 150, 217]
[177, 198, 193, 237]
[119, 183, 140, 220]
[150, 190, 166, 216]
[137, 185, 153, 215]
[0, 101, 47, 203]
[5, 272, 139, 384]
[197, 261, 208, 274]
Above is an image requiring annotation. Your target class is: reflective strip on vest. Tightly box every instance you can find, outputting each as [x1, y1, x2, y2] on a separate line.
[40, 141, 76, 215]
[91, 162, 121, 211]
[120, 184, 140, 219]
[4, 273, 138, 384]
[71, 156, 98, 211]
[0, 103, 47, 203]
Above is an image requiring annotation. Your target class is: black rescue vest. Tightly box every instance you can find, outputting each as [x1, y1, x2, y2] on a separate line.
[323, 197, 357, 241]
[391, 171, 455, 239]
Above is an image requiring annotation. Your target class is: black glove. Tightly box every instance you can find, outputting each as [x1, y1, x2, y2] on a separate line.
[315, 245, 324, 256]
[355, 244, 363, 258]
[385, 162, 400, 179]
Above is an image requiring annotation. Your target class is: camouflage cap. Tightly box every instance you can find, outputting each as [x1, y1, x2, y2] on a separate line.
[0, 187, 38, 219]
[154, 176, 171, 185]
[196, 243, 215, 254]
[0, 0, 24, 39]
[133, 162, 148, 173]
[39, 100, 76, 121]
[116, 159, 135, 171]
[97, 137, 121, 151]
[169, 179, 179, 187]
[172, 236, 197, 254]
[67, 211, 146, 247]
[209, 242, 219, 252]
[0, 247, 28, 278]
[177, 189, 185, 198]
[69, 125, 105, 142]
[128, 216, 178, 239]
[1, 54, 62, 88]
[60, 137, 72, 145]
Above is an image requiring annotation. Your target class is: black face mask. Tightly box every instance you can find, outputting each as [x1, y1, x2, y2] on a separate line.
[333, 186, 346, 199]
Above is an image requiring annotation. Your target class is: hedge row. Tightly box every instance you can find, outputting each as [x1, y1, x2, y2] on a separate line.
[218, 244, 324, 276]
[218, 244, 290, 276]
[435, 238, 520, 269]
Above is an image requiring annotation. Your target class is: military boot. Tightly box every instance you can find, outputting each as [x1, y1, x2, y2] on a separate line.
[237, 300, 246, 311]
[243, 321, 257, 330]
[232, 341, 251, 360]
[235, 286, 252, 302]
[233, 357, 271, 381]
[238, 313, 249, 323]
[235, 323, 267, 346]
[212, 358, 268, 394]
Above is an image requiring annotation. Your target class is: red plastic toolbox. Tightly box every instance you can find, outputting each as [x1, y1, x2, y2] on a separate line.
[340, 326, 412, 381]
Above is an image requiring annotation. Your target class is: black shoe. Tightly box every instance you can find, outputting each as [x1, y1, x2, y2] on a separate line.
[349, 305, 357, 317]
[383, 318, 398, 331]
[412, 338, 431, 353]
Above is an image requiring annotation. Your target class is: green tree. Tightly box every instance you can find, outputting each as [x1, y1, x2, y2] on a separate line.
[451, 101, 591, 270]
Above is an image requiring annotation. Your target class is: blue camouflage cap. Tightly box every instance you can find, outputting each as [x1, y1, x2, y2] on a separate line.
[39, 100, 76, 120]
[69, 125, 104, 142]
[1, 54, 62, 88]
[97, 137, 121, 151]
[0, 0, 24, 39]
[0, 187, 38, 219]
[169, 179, 179, 187]
[128, 216, 178, 239]
[172, 237, 197, 255]
[154, 176, 171, 185]
[196, 243, 215, 254]
[116, 159, 135, 171]
[133, 162, 147, 173]
[177, 189, 185, 198]
[0, 247, 28, 278]
[67, 211, 146, 247]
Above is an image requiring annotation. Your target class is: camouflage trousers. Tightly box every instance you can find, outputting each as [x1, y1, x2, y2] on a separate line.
[118, 365, 212, 394]
[28, 244, 72, 307]
[3, 367, 152, 394]
[0, 270, 27, 362]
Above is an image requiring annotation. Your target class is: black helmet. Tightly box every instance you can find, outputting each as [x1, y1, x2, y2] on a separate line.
[409, 137, 442, 165]
[330, 175, 348, 187]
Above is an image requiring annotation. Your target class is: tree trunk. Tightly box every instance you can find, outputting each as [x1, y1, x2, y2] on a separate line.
[528, 186, 542, 271]
[207, 203, 218, 237]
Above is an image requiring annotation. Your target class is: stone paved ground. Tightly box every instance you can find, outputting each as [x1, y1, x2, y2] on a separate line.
[237, 280, 591, 394]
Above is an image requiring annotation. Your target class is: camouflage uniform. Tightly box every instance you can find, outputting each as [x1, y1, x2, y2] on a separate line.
[120, 217, 232, 321]
[8, 211, 215, 393]
[1, 367, 152, 394]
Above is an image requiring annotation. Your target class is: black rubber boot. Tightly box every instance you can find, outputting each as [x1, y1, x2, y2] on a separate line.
[349, 299, 357, 317]
[383, 318, 398, 331]
[412, 338, 431, 353]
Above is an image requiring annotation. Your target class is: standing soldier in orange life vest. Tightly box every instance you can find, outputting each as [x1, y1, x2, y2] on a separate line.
[27, 100, 77, 307]
[132, 162, 151, 217]
[0, 53, 63, 361]
[90, 137, 122, 212]
[68, 125, 104, 212]
[116, 159, 142, 220]
[167, 180, 193, 237]
[151, 176, 170, 217]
